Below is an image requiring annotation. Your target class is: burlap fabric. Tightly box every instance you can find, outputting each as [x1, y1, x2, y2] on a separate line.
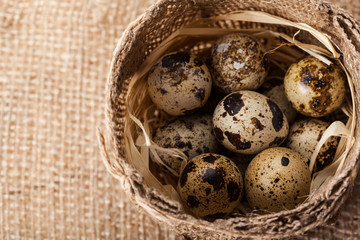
[0, 0, 359, 239]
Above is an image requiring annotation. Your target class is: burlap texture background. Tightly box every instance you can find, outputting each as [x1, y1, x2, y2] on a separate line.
[0, 0, 359, 239]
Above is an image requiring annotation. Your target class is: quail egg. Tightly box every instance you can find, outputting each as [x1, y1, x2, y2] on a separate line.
[285, 118, 339, 173]
[177, 153, 243, 218]
[260, 77, 298, 123]
[210, 34, 268, 93]
[284, 56, 346, 117]
[213, 90, 289, 155]
[147, 51, 212, 116]
[245, 147, 311, 212]
[152, 114, 220, 175]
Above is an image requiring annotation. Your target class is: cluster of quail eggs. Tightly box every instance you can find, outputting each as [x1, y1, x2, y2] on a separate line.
[146, 33, 347, 219]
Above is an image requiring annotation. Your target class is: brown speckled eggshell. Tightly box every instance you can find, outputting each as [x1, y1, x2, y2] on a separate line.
[210, 34, 268, 93]
[177, 153, 243, 219]
[245, 147, 311, 212]
[152, 114, 220, 175]
[213, 90, 289, 155]
[285, 118, 339, 173]
[284, 56, 346, 117]
[148, 51, 212, 116]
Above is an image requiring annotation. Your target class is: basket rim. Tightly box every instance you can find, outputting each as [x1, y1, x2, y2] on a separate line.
[102, 0, 360, 238]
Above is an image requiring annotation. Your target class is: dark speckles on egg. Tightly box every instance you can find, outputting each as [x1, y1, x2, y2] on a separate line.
[160, 88, 168, 95]
[300, 66, 318, 86]
[224, 131, 251, 150]
[284, 56, 346, 117]
[152, 114, 220, 175]
[285, 118, 339, 173]
[174, 140, 189, 149]
[202, 154, 218, 163]
[185, 122, 194, 131]
[180, 161, 196, 187]
[266, 99, 284, 132]
[194, 88, 206, 101]
[281, 157, 290, 166]
[161, 52, 190, 68]
[202, 167, 225, 191]
[245, 147, 310, 212]
[213, 127, 224, 141]
[210, 34, 268, 93]
[147, 51, 212, 116]
[251, 117, 264, 130]
[315, 143, 337, 172]
[311, 98, 325, 110]
[227, 181, 241, 202]
[299, 104, 305, 111]
[205, 188, 211, 196]
[187, 195, 200, 208]
[213, 90, 289, 155]
[177, 153, 243, 218]
[223, 93, 244, 116]
[314, 79, 327, 89]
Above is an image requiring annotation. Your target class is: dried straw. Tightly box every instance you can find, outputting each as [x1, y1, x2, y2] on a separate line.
[121, 11, 355, 205]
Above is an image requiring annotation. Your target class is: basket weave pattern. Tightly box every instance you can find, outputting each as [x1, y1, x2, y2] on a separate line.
[104, 0, 360, 239]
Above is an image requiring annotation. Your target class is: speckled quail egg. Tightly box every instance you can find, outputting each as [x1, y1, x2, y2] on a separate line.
[147, 51, 212, 116]
[284, 56, 346, 117]
[152, 114, 220, 175]
[245, 147, 311, 212]
[285, 118, 339, 173]
[177, 153, 243, 218]
[213, 90, 289, 155]
[210, 34, 268, 93]
[260, 77, 298, 123]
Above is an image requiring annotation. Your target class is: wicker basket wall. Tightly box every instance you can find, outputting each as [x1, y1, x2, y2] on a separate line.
[101, 0, 360, 238]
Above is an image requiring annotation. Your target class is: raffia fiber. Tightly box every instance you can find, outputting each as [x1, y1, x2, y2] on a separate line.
[0, 0, 359, 239]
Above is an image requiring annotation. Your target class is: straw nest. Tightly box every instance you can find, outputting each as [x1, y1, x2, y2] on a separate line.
[98, 0, 360, 238]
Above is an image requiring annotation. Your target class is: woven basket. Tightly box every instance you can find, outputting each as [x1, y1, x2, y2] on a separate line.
[100, 0, 360, 238]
